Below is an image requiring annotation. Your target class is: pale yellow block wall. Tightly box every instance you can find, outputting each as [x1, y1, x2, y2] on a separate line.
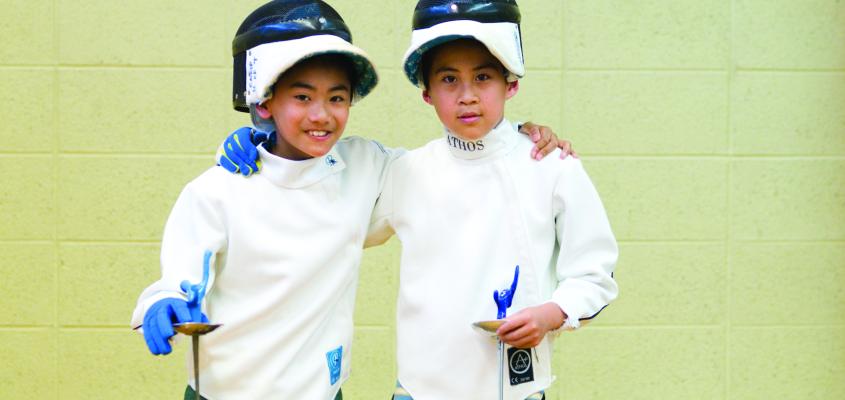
[0, 0, 843, 398]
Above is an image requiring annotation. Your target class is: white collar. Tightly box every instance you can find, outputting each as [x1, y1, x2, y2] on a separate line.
[256, 144, 345, 189]
[443, 119, 518, 161]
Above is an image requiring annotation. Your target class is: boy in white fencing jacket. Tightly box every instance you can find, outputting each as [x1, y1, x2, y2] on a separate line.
[131, 1, 390, 398]
[367, 1, 619, 399]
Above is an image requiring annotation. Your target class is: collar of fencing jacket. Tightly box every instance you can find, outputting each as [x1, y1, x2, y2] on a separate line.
[442, 118, 517, 161]
[257, 144, 345, 188]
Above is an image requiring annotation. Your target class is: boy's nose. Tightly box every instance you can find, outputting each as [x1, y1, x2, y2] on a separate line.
[458, 84, 479, 105]
[308, 102, 330, 123]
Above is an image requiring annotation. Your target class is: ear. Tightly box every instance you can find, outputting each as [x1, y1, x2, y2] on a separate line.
[255, 102, 273, 119]
[505, 80, 519, 100]
[421, 89, 433, 105]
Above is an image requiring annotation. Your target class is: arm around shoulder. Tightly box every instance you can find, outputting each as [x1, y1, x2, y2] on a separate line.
[361, 139, 405, 248]
[363, 159, 397, 248]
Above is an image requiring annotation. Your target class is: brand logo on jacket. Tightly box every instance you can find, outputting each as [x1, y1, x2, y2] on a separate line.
[508, 347, 534, 386]
[447, 135, 485, 152]
[326, 345, 342, 385]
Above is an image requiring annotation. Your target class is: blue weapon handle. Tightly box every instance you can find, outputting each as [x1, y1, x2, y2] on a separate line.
[507, 265, 519, 308]
[180, 250, 212, 322]
[493, 265, 520, 319]
[494, 290, 505, 319]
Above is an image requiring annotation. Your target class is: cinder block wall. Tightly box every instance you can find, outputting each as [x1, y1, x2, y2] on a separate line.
[1, 1, 842, 398]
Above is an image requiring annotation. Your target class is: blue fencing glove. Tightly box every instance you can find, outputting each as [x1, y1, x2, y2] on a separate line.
[215, 127, 269, 176]
[142, 298, 207, 355]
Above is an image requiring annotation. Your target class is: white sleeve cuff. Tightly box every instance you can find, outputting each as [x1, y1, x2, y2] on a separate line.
[561, 316, 582, 331]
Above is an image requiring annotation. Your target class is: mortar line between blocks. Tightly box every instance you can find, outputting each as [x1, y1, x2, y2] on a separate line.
[353, 324, 393, 330]
[52, 0, 61, 397]
[583, 325, 731, 330]
[563, 68, 845, 74]
[735, 68, 845, 74]
[732, 239, 845, 244]
[0, 64, 229, 70]
[618, 240, 729, 245]
[584, 155, 845, 160]
[58, 326, 141, 331]
[54, 240, 161, 245]
[726, 0, 736, 397]
[731, 324, 845, 330]
[51, 153, 211, 159]
[0, 326, 57, 331]
[564, 68, 728, 73]
[725, 160, 733, 400]
[0, 240, 57, 245]
[59, 64, 227, 70]
[615, 239, 845, 245]
[584, 324, 845, 330]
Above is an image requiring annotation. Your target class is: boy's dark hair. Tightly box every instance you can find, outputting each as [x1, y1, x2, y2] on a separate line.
[272, 53, 358, 97]
[419, 39, 509, 88]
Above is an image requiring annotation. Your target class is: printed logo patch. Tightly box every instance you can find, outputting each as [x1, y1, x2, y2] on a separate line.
[246, 50, 258, 98]
[447, 135, 485, 152]
[508, 347, 534, 386]
[513, 26, 524, 65]
[326, 346, 342, 385]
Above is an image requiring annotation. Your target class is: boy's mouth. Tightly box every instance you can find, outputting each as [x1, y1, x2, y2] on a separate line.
[458, 112, 481, 124]
[306, 130, 331, 139]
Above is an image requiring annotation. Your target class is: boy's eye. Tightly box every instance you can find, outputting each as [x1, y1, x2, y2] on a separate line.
[476, 73, 491, 81]
[294, 94, 310, 101]
[441, 75, 456, 83]
[330, 95, 348, 103]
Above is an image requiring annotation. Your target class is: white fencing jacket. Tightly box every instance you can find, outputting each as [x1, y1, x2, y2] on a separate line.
[131, 137, 398, 400]
[367, 120, 619, 400]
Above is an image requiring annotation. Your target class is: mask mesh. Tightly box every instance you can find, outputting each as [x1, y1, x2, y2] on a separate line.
[237, 0, 345, 35]
[414, 0, 517, 11]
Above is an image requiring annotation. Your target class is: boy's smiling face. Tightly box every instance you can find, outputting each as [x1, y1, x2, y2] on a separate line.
[422, 39, 519, 140]
[256, 57, 352, 160]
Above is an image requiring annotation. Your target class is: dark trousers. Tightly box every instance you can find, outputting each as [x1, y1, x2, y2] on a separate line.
[185, 386, 343, 399]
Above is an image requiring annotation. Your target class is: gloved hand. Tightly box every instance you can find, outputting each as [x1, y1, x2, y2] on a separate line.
[216, 127, 271, 176]
[142, 298, 208, 355]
